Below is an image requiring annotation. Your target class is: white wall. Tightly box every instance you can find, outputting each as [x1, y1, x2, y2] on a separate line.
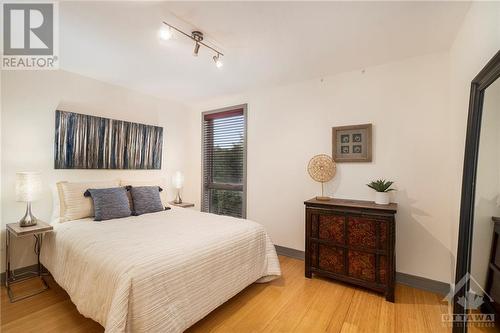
[448, 1, 500, 284]
[185, 52, 455, 283]
[1, 70, 190, 270]
[183, 1, 500, 285]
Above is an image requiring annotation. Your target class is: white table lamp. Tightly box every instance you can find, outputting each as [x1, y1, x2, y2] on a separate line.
[172, 171, 184, 204]
[16, 172, 42, 227]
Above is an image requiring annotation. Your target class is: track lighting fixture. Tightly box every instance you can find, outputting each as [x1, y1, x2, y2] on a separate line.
[159, 26, 172, 41]
[192, 31, 203, 56]
[161, 21, 224, 68]
[213, 54, 223, 68]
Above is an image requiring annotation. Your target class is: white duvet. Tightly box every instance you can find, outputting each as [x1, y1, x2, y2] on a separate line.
[41, 207, 281, 333]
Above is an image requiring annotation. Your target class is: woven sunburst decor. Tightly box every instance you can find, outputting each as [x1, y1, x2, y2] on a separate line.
[307, 154, 336, 200]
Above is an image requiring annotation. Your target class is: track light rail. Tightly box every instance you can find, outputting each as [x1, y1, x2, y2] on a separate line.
[162, 21, 224, 56]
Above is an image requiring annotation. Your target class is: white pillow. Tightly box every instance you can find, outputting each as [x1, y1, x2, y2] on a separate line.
[56, 180, 120, 222]
[119, 179, 169, 208]
[50, 183, 62, 224]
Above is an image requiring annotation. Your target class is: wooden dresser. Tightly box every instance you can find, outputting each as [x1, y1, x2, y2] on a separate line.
[304, 198, 397, 302]
[482, 216, 500, 319]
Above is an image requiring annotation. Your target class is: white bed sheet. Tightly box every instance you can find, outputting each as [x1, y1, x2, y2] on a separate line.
[41, 207, 281, 333]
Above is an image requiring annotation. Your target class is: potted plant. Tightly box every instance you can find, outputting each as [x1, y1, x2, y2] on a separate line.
[367, 179, 395, 205]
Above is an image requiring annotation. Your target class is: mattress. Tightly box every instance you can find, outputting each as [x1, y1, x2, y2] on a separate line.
[41, 207, 281, 332]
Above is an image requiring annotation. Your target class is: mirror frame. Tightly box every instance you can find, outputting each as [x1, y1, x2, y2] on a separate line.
[454, 50, 500, 332]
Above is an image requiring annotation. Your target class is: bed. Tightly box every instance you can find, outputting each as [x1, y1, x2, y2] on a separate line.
[40, 206, 281, 333]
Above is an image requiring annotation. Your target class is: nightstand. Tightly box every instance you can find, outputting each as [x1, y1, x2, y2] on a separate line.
[5, 221, 53, 302]
[169, 202, 195, 208]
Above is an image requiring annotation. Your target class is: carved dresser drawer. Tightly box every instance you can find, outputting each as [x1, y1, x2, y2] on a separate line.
[305, 198, 397, 302]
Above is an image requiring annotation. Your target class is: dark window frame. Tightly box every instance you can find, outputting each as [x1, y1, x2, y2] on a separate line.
[201, 104, 247, 218]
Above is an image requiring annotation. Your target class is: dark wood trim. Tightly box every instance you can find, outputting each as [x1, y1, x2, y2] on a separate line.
[304, 198, 397, 214]
[454, 49, 500, 333]
[396, 272, 450, 296]
[305, 208, 312, 278]
[387, 214, 396, 302]
[274, 245, 305, 260]
[203, 108, 244, 120]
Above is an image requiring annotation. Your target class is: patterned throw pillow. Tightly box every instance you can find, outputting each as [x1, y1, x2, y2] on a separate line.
[85, 187, 132, 221]
[129, 186, 164, 216]
[120, 179, 170, 208]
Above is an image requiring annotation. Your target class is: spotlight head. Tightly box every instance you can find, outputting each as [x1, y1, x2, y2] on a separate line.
[159, 26, 172, 41]
[194, 42, 200, 56]
[213, 54, 223, 68]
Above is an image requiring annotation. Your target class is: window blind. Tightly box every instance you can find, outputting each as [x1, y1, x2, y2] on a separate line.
[202, 107, 246, 218]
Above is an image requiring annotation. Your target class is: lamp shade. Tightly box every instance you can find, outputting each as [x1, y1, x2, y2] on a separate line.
[16, 172, 42, 202]
[172, 171, 184, 189]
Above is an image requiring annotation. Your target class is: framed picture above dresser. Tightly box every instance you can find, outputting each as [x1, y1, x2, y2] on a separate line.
[332, 124, 372, 162]
[304, 198, 397, 302]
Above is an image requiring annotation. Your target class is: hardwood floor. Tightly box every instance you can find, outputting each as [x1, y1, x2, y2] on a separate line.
[1, 256, 497, 332]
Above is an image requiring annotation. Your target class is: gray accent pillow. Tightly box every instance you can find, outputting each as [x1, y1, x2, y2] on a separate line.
[86, 187, 132, 221]
[129, 186, 164, 216]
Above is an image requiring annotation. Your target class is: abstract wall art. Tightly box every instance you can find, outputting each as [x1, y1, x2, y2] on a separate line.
[54, 110, 163, 169]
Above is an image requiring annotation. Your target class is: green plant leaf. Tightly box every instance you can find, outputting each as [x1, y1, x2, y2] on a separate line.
[366, 179, 395, 192]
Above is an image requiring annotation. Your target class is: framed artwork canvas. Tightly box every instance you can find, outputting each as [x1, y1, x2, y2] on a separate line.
[54, 110, 163, 169]
[332, 123, 372, 162]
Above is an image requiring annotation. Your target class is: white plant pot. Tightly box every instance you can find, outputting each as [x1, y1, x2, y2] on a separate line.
[375, 192, 390, 205]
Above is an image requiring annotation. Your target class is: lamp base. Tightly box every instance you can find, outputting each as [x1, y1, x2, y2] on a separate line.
[174, 190, 183, 204]
[19, 202, 38, 227]
[316, 183, 331, 202]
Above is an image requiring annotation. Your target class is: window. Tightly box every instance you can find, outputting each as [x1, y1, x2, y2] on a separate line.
[202, 105, 247, 218]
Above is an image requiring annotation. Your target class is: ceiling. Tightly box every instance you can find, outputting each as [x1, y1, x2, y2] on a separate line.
[59, 1, 471, 103]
